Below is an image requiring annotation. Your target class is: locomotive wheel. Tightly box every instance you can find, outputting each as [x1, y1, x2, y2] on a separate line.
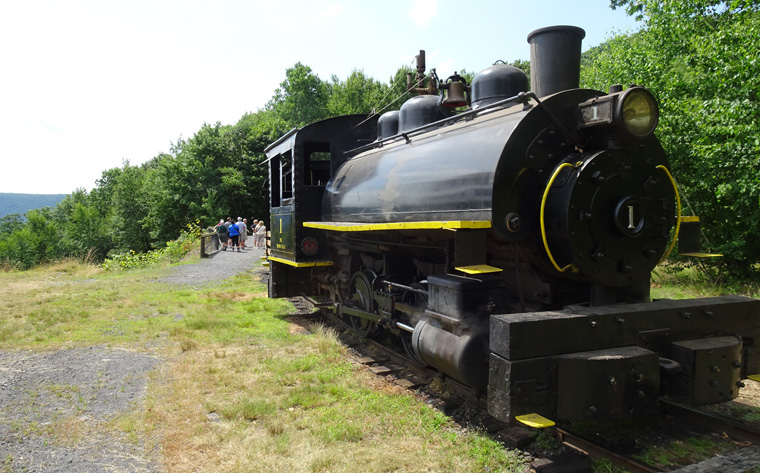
[400, 283, 427, 367]
[348, 270, 376, 337]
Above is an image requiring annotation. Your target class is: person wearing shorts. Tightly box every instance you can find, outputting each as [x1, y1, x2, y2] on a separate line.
[215, 219, 229, 250]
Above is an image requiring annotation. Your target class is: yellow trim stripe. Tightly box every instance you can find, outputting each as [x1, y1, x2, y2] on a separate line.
[268, 256, 334, 268]
[679, 216, 700, 223]
[456, 265, 503, 274]
[303, 220, 491, 231]
[680, 252, 723, 258]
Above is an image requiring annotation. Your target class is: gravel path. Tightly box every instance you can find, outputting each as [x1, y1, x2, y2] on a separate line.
[0, 348, 159, 472]
[0, 245, 266, 472]
[155, 245, 266, 287]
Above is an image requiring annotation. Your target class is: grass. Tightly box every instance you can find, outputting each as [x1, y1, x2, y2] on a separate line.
[0, 259, 526, 473]
[651, 265, 760, 300]
[631, 436, 730, 469]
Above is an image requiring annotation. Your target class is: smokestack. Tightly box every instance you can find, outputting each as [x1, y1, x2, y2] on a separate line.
[527, 26, 586, 98]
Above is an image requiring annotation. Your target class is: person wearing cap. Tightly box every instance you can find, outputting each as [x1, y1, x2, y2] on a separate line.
[237, 217, 248, 250]
[215, 218, 229, 250]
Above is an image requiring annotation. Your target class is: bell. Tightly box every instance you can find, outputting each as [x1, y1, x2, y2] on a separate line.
[442, 77, 468, 108]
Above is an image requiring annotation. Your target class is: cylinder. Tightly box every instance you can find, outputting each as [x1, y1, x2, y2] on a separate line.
[411, 320, 488, 390]
[527, 25, 586, 98]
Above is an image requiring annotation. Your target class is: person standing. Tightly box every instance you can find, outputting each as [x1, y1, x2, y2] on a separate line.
[251, 219, 259, 248]
[215, 219, 229, 251]
[237, 218, 248, 250]
[256, 220, 267, 250]
[228, 217, 241, 252]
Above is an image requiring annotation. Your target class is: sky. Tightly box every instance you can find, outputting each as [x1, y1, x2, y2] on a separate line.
[0, 0, 640, 195]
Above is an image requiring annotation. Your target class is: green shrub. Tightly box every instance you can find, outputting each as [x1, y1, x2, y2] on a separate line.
[103, 221, 201, 271]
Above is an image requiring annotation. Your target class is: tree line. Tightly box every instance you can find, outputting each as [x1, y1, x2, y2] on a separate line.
[0, 64, 415, 270]
[2, 0, 759, 280]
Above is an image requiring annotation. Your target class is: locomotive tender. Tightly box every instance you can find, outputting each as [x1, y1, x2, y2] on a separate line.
[264, 26, 760, 423]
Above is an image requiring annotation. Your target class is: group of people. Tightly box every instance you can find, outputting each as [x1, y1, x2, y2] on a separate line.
[214, 217, 266, 252]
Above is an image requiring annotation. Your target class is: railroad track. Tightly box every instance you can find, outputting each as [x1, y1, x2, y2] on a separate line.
[286, 296, 760, 473]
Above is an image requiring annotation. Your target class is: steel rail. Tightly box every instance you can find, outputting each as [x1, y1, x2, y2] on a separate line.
[661, 399, 760, 445]
[554, 427, 660, 473]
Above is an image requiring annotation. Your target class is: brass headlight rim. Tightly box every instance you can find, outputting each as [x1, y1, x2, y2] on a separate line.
[616, 87, 659, 139]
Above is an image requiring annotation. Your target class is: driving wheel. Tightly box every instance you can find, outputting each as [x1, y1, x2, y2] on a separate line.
[348, 270, 376, 336]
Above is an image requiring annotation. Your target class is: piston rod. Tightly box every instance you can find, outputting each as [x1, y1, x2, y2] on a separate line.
[395, 322, 415, 333]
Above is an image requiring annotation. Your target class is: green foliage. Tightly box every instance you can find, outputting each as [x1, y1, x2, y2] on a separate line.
[0, 214, 24, 239]
[0, 208, 61, 269]
[327, 69, 389, 116]
[266, 62, 330, 127]
[102, 221, 201, 271]
[584, 1, 760, 278]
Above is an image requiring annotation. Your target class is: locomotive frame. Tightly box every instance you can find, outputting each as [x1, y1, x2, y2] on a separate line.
[263, 25, 760, 424]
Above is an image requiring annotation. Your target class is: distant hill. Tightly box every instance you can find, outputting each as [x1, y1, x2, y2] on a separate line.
[0, 193, 68, 219]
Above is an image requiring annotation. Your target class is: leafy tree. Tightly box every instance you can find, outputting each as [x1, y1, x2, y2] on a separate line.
[108, 161, 152, 253]
[53, 189, 111, 259]
[267, 62, 329, 126]
[327, 69, 389, 116]
[583, 1, 760, 278]
[230, 110, 288, 223]
[0, 214, 24, 239]
[0, 208, 61, 269]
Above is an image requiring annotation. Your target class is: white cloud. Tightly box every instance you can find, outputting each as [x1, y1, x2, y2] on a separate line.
[407, 0, 439, 27]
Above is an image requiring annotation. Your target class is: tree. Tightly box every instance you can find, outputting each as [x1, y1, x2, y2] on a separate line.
[267, 63, 329, 127]
[53, 189, 110, 259]
[582, 1, 760, 278]
[0, 208, 61, 269]
[108, 161, 152, 253]
[327, 69, 389, 116]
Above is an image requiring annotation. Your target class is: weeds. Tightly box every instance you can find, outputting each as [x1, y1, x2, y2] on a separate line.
[102, 222, 202, 271]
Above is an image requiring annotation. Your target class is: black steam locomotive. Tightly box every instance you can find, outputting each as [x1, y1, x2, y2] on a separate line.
[264, 26, 760, 423]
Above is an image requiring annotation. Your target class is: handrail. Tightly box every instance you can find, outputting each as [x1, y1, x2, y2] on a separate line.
[200, 232, 221, 258]
[656, 165, 683, 263]
[345, 91, 534, 157]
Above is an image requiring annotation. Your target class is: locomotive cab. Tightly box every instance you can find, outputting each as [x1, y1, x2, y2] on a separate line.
[264, 115, 378, 297]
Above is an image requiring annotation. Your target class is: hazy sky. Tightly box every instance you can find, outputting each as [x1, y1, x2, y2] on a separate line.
[0, 0, 639, 194]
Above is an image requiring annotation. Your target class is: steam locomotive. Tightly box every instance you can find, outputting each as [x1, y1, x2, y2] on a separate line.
[264, 26, 760, 423]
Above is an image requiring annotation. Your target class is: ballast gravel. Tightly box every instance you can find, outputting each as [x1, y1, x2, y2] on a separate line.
[0, 246, 266, 472]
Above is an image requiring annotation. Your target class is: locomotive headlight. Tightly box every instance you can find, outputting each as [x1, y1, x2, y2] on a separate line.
[578, 86, 659, 140]
[617, 87, 658, 138]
